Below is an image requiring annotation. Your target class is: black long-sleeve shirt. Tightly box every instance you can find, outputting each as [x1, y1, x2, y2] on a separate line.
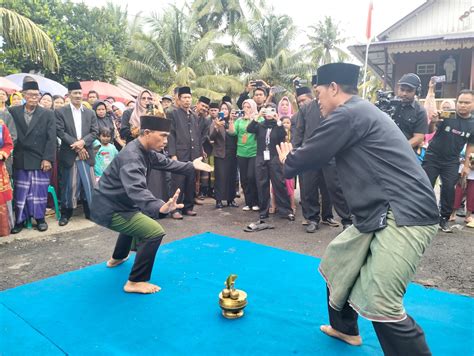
[91, 139, 194, 227]
[247, 119, 286, 158]
[292, 100, 323, 148]
[284, 95, 439, 233]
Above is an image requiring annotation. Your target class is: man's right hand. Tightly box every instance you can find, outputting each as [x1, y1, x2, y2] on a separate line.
[78, 148, 89, 161]
[430, 111, 442, 124]
[171, 155, 178, 161]
[159, 189, 184, 214]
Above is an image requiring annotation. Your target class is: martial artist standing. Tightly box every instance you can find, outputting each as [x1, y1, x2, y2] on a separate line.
[277, 63, 439, 355]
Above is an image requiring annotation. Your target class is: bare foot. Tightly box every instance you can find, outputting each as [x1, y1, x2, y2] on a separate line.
[123, 281, 161, 294]
[320, 325, 362, 346]
[106, 256, 129, 268]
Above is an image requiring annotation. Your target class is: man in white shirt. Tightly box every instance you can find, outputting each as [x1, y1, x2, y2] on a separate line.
[56, 82, 98, 226]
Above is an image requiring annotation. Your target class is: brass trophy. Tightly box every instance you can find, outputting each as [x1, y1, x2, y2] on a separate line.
[218, 274, 247, 319]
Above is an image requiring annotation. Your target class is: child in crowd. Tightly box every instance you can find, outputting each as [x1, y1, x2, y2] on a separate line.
[94, 127, 119, 182]
[451, 147, 474, 227]
[281, 116, 296, 213]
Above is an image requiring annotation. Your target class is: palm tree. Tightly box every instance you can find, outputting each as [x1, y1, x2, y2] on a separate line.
[0, 7, 59, 71]
[306, 16, 349, 66]
[191, 0, 263, 38]
[234, 13, 311, 89]
[119, 5, 243, 100]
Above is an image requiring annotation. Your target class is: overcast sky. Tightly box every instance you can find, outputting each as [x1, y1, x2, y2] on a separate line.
[78, 0, 426, 47]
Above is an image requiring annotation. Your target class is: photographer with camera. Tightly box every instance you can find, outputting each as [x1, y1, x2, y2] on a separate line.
[422, 90, 474, 233]
[247, 103, 294, 221]
[391, 73, 428, 149]
[237, 80, 272, 112]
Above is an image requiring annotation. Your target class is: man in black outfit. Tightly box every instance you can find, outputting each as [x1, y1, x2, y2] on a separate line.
[422, 90, 474, 233]
[393, 73, 428, 149]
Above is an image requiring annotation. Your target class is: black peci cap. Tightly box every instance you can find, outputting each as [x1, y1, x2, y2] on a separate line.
[178, 86, 192, 96]
[296, 87, 312, 97]
[199, 96, 211, 105]
[22, 81, 39, 91]
[140, 116, 172, 132]
[67, 82, 82, 91]
[316, 63, 360, 87]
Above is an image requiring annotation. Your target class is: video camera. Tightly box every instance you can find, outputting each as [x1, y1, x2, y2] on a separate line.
[292, 76, 307, 88]
[375, 90, 402, 117]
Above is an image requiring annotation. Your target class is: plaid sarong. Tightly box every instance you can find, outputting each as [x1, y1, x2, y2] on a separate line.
[61, 160, 96, 209]
[13, 169, 51, 224]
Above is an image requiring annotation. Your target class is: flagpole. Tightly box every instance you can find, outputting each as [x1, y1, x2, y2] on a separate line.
[363, 0, 374, 99]
[362, 39, 371, 99]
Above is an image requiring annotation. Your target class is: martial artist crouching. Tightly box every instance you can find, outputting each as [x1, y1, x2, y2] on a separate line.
[91, 115, 212, 294]
[277, 63, 439, 355]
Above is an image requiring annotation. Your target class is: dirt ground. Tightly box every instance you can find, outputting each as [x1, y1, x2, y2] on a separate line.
[1, 197, 472, 296]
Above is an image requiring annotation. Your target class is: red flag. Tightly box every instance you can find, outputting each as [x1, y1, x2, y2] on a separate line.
[366, 1, 374, 40]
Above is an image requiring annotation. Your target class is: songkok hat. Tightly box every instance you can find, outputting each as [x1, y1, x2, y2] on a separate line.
[22, 81, 39, 91]
[198, 96, 211, 105]
[178, 86, 191, 96]
[222, 95, 232, 103]
[311, 75, 318, 86]
[316, 63, 360, 87]
[296, 87, 312, 97]
[68, 82, 82, 91]
[209, 102, 219, 109]
[140, 116, 172, 132]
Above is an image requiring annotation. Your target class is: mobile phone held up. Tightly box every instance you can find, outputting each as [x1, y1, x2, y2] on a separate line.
[432, 75, 446, 84]
[251, 80, 264, 88]
[218, 111, 225, 121]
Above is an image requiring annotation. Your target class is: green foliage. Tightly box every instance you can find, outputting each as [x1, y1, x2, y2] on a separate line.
[0, 0, 128, 83]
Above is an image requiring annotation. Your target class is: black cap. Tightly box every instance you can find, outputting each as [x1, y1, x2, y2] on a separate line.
[209, 102, 219, 109]
[222, 95, 232, 103]
[398, 73, 421, 89]
[140, 116, 172, 132]
[311, 75, 318, 86]
[178, 86, 191, 96]
[296, 87, 312, 97]
[22, 81, 39, 91]
[317, 63, 360, 87]
[68, 82, 82, 91]
[199, 96, 211, 105]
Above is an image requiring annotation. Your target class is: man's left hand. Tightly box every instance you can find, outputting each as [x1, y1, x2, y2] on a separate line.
[71, 139, 85, 151]
[193, 157, 213, 172]
[40, 160, 52, 172]
[461, 164, 470, 178]
[276, 142, 293, 164]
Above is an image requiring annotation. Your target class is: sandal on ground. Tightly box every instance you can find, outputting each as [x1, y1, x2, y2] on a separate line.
[244, 220, 275, 232]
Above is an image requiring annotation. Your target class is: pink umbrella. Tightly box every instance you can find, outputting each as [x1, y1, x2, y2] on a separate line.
[80, 81, 135, 104]
[0, 77, 21, 94]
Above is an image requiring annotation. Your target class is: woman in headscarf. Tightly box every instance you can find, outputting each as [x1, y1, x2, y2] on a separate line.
[39, 93, 53, 110]
[232, 99, 259, 211]
[120, 90, 154, 143]
[93, 101, 116, 142]
[210, 101, 238, 208]
[278, 96, 294, 117]
[8, 92, 23, 107]
[0, 119, 14, 236]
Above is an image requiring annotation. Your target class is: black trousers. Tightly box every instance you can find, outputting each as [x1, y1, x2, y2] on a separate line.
[112, 233, 164, 282]
[326, 288, 431, 355]
[255, 155, 292, 216]
[422, 158, 459, 219]
[237, 156, 258, 207]
[322, 164, 352, 225]
[299, 170, 332, 222]
[214, 155, 238, 202]
[171, 169, 195, 212]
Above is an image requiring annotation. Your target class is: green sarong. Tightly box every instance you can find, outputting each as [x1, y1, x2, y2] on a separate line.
[319, 210, 437, 322]
[109, 212, 165, 250]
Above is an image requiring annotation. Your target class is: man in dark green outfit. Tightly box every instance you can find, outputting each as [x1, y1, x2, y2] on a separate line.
[91, 115, 212, 294]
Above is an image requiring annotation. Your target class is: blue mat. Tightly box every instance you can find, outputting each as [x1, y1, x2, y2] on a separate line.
[1, 233, 472, 355]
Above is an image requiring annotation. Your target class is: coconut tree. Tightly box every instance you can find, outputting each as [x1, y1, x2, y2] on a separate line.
[119, 5, 243, 100]
[306, 16, 349, 66]
[0, 7, 59, 71]
[234, 13, 312, 89]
